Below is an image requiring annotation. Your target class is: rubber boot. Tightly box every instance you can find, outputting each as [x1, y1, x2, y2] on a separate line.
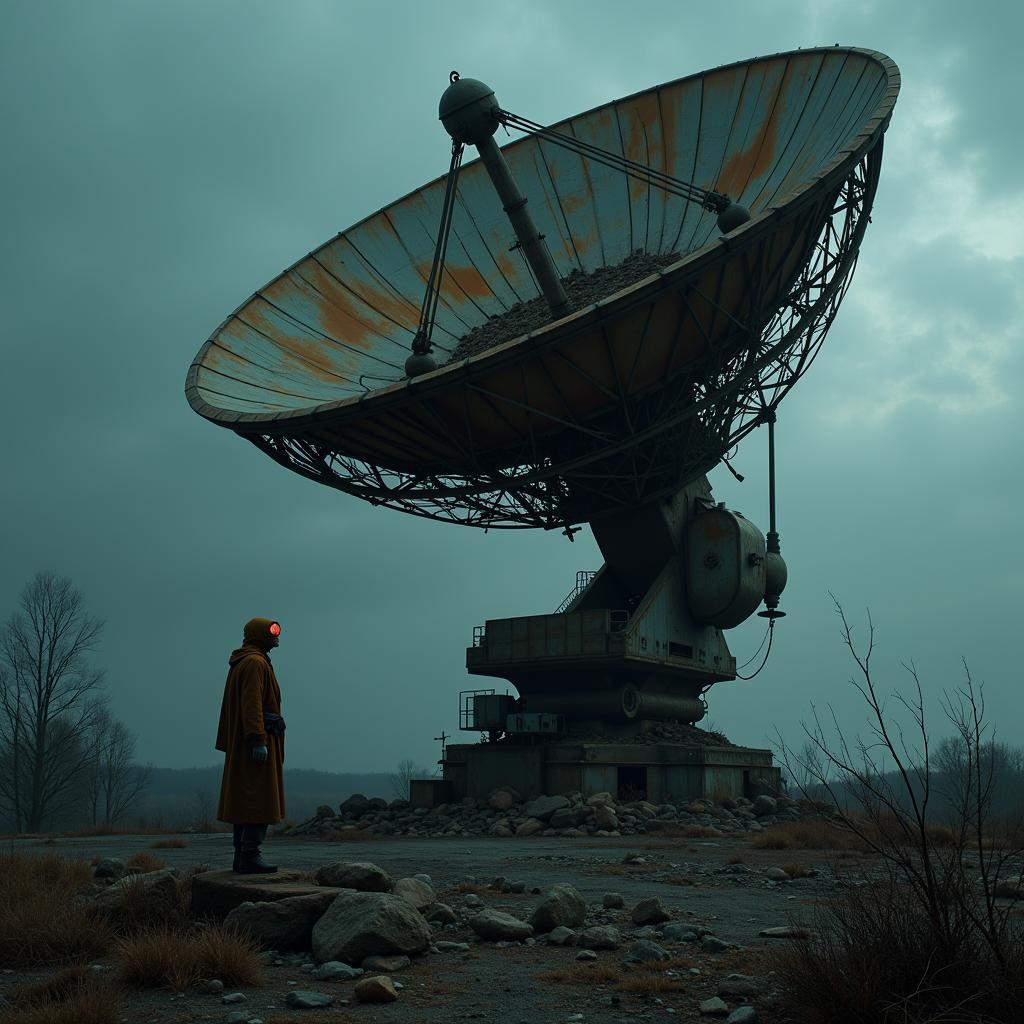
[232, 824, 243, 873]
[236, 824, 277, 874]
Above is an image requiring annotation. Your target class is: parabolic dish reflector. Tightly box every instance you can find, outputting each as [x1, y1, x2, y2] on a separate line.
[186, 47, 899, 529]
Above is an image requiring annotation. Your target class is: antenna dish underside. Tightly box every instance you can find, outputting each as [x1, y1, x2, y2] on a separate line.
[186, 47, 899, 528]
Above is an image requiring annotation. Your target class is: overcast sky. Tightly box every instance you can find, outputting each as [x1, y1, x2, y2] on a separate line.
[1, 1, 1020, 776]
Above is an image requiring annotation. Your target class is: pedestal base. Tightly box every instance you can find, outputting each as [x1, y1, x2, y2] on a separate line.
[441, 738, 780, 804]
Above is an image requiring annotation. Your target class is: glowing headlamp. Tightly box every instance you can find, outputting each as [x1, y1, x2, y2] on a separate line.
[269, 622, 281, 637]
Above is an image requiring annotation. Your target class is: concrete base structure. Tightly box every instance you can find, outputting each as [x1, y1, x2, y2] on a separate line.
[441, 740, 780, 804]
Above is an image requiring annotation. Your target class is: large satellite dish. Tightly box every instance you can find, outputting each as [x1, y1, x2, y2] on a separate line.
[187, 48, 899, 798]
[187, 46, 898, 532]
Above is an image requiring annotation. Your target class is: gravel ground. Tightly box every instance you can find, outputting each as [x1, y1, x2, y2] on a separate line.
[447, 250, 682, 363]
[4, 831, 844, 1024]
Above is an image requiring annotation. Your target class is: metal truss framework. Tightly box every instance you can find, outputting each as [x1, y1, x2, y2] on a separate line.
[249, 143, 881, 531]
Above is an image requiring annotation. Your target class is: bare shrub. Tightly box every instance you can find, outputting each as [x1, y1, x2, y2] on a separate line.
[773, 600, 1024, 1023]
[751, 818, 866, 851]
[0, 852, 111, 967]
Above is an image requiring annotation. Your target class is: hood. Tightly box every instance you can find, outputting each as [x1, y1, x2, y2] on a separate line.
[229, 617, 279, 664]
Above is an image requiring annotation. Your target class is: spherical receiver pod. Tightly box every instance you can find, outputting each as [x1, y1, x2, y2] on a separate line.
[717, 201, 752, 234]
[405, 351, 438, 377]
[439, 73, 501, 146]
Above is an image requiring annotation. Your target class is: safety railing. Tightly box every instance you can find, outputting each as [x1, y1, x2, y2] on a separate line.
[555, 570, 598, 613]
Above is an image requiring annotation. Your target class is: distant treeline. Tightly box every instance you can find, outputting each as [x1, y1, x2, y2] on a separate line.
[128, 766, 394, 830]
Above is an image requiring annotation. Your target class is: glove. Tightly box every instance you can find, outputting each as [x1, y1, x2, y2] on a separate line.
[251, 744, 268, 763]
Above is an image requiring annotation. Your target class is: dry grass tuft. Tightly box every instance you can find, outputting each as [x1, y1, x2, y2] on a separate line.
[0, 968, 120, 1024]
[125, 851, 168, 873]
[117, 923, 262, 990]
[149, 838, 187, 849]
[538, 962, 621, 985]
[0, 852, 112, 967]
[97, 873, 191, 935]
[752, 818, 865, 851]
[614, 972, 685, 994]
[727, 854, 746, 864]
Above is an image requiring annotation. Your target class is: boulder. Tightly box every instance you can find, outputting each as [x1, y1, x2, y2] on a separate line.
[393, 876, 435, 912]
[488, 789, 516, 812]
[339, 793, 370, 817]
[514, 818, 543, 837]
[579, 926, 620, 950]
[315, 861, 392, 892]
[312, 891, 432, 964]
[191, 869, 334, 919]
[354, 975, 398, 1003]
[524, 795, 570, 820]
[469, 910, 533, 942]
[223, 891, 341, 950]
[548, 806, 582, 830]
[752, 795, 777, 817]
[93, 868, 178, 912]
[586, 792, 617, 807]
[726, 1008, 758, 1024]
[631, 897, 670, 926]
[93, 858, 126, 880]
[602, 892, 625, 909]
[529, 883, 586, 931]
[593, 805, 619, 830]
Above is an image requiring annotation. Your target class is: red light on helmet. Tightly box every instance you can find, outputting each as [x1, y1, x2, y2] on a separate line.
[269, 622, 281, 636]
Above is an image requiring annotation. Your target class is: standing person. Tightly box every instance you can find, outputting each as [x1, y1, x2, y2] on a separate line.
[216, 617, 287, 873]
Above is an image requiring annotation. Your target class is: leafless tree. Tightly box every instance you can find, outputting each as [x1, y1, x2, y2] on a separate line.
[390, 758, 428, 800]
[0, 572, 108, 832]
[84, 706, 152, 827]
[191, 787, 216, 832]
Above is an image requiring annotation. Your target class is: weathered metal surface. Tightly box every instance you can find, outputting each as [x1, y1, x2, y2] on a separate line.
[187, 47, 899, 528]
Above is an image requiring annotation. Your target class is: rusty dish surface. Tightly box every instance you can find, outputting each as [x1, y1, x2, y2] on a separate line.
[186, 47, 898, 475]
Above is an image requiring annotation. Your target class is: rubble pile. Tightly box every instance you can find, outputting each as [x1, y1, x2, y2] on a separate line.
[278, 790, 812, 841]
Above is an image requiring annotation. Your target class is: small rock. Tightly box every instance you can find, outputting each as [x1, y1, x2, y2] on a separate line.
[547, 925, 577, 946]
[602, 892, 624, 909]
[354, 975, 399, 1003]
[631, 897, 670, 925]
[425, 902, 457, 925]
[463, 893, 484, 908]
[311, 961, 362, 981]
[393, 876, 435, 911]
[222, 992, 246, 1004]
[361, 954, 411, 972]
[701, 935, 732, 952]
[575, 949, 598, 961]
[763, 867, 789, 882]
[434, 940, 469, 952]
[726, 1007, 758, 1024]
[758, 925, 807, 938]
[662, 923, 698, 943]
[206, 978, 225, 993]
[470, 909, 533, 942]
[579, 926, 620, 950]
[718, 974, 764, 998]
[699, 996, 729, 1016]
[284, 990, 333, 1009]
[627, 939, 670, 962]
